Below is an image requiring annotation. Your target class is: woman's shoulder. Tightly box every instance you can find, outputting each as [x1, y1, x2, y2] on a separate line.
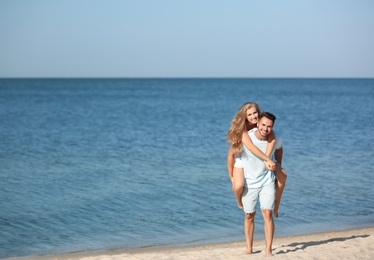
[247, 127, 257, 134]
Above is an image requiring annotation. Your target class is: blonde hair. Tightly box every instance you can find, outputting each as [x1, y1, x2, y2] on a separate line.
[226, 102, 261, 151]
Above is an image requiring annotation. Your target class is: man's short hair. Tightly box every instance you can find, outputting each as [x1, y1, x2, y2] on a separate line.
[259, 112, 277, 123]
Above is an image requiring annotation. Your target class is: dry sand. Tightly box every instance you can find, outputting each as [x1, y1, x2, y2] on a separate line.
[11, 226, 374, 260]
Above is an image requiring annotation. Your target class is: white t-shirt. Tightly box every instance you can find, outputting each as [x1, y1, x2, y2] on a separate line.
[241, 129, 281, 188]
[234, 128, 282, 168]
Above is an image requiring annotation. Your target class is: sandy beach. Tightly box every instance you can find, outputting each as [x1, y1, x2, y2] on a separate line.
[15, 226, 373, 260]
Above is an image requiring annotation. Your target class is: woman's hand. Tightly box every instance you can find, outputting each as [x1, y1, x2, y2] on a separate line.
[264, 159, 276, 171]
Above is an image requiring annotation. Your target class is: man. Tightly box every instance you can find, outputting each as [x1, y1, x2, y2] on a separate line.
[240, 112, 281, 257]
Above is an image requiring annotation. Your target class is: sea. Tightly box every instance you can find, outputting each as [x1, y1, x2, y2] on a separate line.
[1, 78, 373, 259]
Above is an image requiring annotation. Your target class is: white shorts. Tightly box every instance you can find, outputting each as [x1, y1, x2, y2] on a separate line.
[242, 182, 275, 214]
[234, 154, 243, 168]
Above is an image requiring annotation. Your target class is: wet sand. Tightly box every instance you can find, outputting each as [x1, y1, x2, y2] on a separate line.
[12, 226, 373, 260]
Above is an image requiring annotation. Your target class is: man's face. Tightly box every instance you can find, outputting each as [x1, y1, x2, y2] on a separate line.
[257, 117, 274, 139]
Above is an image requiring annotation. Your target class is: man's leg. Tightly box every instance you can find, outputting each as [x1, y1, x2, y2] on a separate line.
[260, 182, 276, 257]
[261, 209, 274, 256]
[243, 211, 256, 254]
[242, 186, 259, 254]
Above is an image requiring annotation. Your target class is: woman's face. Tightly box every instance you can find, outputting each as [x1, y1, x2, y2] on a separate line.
[246, 107, 259, 125]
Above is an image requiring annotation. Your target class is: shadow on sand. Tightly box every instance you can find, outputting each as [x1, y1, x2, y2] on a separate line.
[276, 234, 370, 255]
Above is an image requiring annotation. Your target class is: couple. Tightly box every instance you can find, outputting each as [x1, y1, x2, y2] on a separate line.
[227, 102, 287, 257]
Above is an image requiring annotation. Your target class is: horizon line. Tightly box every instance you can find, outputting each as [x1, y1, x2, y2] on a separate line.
[1, 76, 374, 80]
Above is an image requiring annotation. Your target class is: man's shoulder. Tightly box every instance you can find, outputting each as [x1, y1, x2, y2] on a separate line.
[274, 131, 283, 150]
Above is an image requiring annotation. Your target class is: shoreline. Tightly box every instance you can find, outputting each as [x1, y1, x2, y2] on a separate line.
[8, 226, 373, 260]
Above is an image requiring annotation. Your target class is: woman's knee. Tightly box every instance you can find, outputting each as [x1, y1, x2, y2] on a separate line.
[232, 182, 244, 192]
[275, 167, 287, 183]
[281, 170, 288, 181]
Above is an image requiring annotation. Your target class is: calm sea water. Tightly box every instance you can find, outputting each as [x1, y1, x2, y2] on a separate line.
[1, 78, 373, 258]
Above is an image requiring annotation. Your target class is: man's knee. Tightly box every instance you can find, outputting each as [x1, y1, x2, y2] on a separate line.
[245, 211, 256, 219]
[262, 209, 273, 221]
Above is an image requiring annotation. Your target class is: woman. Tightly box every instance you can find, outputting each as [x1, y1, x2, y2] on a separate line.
[226, 102, 287, 217]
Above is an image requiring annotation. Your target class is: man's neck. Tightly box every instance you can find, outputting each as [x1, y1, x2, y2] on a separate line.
[254, 129, 267, 141]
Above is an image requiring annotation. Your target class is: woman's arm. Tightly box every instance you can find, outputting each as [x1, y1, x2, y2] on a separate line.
[242, 131, 274, 164]
[242, 130, 276, 171]
[227, 146, 236, 181]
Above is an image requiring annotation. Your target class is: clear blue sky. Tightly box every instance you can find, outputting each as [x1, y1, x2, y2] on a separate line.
[1, 0, 373, 78]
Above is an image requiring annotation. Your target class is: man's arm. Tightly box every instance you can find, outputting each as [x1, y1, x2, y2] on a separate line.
[274, 147, 283, 165]
[265, 131, 276, 157]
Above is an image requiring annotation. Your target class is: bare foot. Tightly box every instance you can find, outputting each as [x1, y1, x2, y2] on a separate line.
[265, 252, 274, 257]
[241, 249, 252, 255]
[273, 201, 279, 218]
